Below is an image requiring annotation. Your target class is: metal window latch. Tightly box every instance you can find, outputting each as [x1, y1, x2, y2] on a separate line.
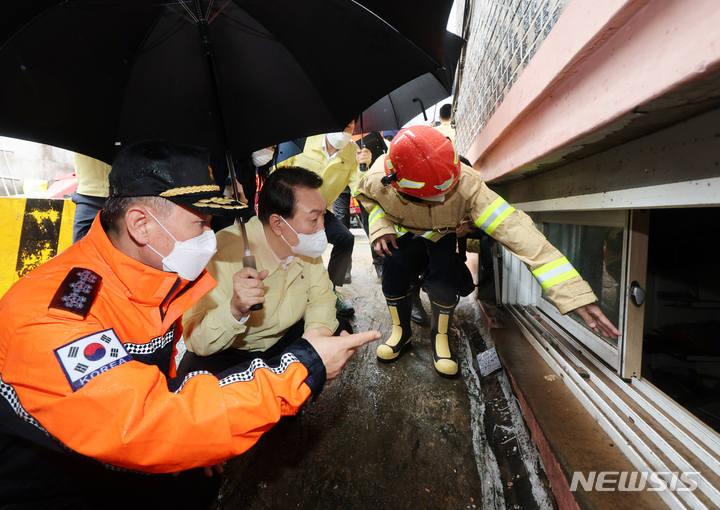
[629, 281, 645, 307]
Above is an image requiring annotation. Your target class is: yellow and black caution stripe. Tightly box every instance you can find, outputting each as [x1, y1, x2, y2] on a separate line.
[0, 197, 75, 297]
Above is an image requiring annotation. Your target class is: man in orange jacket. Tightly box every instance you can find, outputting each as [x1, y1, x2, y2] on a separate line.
[0, 140, 380, 509]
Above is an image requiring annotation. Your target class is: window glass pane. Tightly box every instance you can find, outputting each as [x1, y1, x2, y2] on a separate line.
[543, 223, 623, 347]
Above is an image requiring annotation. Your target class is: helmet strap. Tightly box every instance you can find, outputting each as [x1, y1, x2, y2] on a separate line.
[381, 172, 397, 186]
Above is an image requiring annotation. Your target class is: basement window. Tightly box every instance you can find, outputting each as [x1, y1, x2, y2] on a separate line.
[535, 210, 628, 368]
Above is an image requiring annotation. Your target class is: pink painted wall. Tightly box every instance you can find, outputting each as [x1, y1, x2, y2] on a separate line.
[466, 0, 720, 183]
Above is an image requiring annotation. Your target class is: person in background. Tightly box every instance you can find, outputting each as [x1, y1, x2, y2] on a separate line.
[356, 126, 619, 377]
[434, 103, 456, 146]
[179, 166, 352, 374]
[71, 153, 111, 243]
[332, 185, 354, 284]
[211, 146, 277, 232]
[240, 145, 275, 215]
[277, 119, 372, 318]
[0, 140, 380, 509]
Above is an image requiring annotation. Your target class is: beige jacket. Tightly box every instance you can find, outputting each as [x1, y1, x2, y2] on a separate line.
[182, 216, 338, 355]
[278, 134, 361, 208]
[355, 159, 597, 314]
[74, 153, 111, 197]
[434, 121, 456, 146]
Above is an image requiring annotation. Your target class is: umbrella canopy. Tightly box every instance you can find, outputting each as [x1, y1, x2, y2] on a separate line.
[275, 138, 306, 166]
[353, 31, 465, 133]
[0, 0, 454, 165]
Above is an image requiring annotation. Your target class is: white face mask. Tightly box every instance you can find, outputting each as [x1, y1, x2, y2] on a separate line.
[421, 194, 446, 203]
[326, 131, 352, 150]
[280, 217, 328, 258]
[252, 148, 274, 167]
[146, 211, 217, 281]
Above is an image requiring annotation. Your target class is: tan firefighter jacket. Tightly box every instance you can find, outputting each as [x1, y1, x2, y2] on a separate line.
[355, 159, 598, 314]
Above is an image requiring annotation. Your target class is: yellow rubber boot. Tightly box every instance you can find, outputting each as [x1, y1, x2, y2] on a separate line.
[430, 299, 458, 377]
[376, 292, 413, 362]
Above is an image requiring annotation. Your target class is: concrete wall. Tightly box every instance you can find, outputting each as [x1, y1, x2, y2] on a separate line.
[0, 136, 75, 196]
[454, 0, 570, 156]
[455, 0, 720, 184]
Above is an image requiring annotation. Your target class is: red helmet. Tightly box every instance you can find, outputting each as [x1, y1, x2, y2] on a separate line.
[384, 125, 460, 198]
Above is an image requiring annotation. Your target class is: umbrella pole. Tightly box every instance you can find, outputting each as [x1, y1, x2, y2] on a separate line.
[193, 1, 263, 310]
[359, 113, 367, 172]
[192, 1, 242, 205]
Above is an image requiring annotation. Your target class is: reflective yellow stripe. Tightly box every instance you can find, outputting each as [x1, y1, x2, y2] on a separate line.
[369, 205, 386, 226]
[389, 227, 434, 239]
[532, 257, 580, 290]
[394, 224, 409, 236]
[351, 189, 361, 197]
[475, 197, 515, 235]
[397, 178, 425, 189]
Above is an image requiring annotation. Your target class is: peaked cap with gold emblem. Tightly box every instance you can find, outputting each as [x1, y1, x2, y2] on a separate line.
[108, 139, 250, 217]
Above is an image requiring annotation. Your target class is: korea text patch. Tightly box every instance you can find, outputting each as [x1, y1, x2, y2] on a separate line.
[54, 329, 133, 391]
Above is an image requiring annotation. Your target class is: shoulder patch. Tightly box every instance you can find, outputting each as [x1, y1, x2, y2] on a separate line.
[54, 328, 132, 391]
[49, 268, 102, 318]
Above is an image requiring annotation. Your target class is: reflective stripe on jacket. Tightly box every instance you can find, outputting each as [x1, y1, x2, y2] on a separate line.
[356, 158, 597, 314]
[0, 217, 322, 474]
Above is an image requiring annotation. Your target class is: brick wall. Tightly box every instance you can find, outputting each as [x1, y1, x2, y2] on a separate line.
[454, 0, 570, 156]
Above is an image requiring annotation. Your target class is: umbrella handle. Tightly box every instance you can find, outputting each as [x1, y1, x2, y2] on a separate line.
[413, 98, 428, 121]
[239, 217, 263, 311]
[243, 255, 263, 311]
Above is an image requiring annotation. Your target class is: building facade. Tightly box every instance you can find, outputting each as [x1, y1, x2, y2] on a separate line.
[453, 0, 720, 507]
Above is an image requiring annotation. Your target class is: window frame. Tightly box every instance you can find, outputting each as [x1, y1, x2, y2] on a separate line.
[534, 210, 629, 370]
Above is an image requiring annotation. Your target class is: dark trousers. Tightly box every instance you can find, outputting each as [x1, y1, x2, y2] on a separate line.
[332, 188, 353, 278]
[0, 433, 221, 510]
[358, 201, 383, 267]
[323, 210, 354, 288]
[178, 317, 353, 376]
[71, 193, 106, 243]
[381, 232, 460, 304]
[332, 187, 351, 229]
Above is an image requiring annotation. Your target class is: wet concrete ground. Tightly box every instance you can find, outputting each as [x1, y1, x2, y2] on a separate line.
[210, 229, 556, 510]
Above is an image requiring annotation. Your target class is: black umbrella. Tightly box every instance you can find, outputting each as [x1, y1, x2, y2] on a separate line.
[0, 0, 454, 165]
[353, 31, 465, 134]
[275, 138, 306, 166]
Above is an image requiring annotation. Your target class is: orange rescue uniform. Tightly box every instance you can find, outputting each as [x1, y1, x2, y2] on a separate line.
[0, 217, 325, 475]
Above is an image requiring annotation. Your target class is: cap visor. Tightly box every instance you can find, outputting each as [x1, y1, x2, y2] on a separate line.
[170, 195, 254, 218]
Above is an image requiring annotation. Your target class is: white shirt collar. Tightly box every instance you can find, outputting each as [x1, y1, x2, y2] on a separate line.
[322, 135, 340, 160]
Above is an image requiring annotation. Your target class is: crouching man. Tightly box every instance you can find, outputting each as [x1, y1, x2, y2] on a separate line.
[179, 166, 353, 374]
[355, 126, 618, 377]
[0, 140, 379, 509]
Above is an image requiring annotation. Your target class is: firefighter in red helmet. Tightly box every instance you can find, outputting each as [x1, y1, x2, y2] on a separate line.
[383, 125, 461, 198]
[355, 125, 619, 377]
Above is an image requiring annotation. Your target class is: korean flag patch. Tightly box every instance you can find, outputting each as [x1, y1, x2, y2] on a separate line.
[54, 329, 133, 391]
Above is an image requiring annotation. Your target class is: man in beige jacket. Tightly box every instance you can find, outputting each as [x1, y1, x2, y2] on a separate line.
[277, 119, 372, 317]
[355, 125, 619, 377]
[179, 166, 351, 373]
[434, 103, 455, 146]
[71, 153, 112, 242]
